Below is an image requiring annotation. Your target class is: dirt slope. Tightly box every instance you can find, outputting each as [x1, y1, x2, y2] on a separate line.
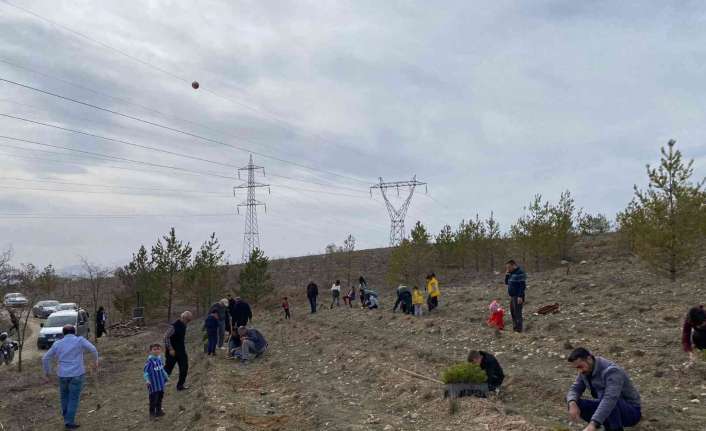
[2, 237, 706, 430]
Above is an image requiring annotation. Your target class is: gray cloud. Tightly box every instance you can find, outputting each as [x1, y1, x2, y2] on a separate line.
[0, 0, 704, 269]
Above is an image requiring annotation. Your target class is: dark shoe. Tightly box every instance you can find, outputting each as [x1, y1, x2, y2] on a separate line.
[156, 410, 165, 417]
[65, 425, 80, 430]
[176, 385, 190, 391]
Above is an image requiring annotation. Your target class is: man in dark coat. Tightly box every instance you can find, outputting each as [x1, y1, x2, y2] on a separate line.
[306, 281, 319, 314]
[392, 285, 413, 314]
[504, 259, 527, 332]
[163, 311, 193, 391]
[467, 350, 505, 391]
[208, 300, 227, 349]
[231, 297, 252, 328]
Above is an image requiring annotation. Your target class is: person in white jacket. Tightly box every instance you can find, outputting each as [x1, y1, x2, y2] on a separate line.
[330, 280, 341, 308]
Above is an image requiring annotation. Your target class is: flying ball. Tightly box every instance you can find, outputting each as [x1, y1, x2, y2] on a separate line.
[192, 81, 199, 89]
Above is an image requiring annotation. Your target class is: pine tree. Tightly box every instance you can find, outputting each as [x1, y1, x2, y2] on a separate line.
[550, 190, 578, 260]
[191, 232, 227, 312]
[239, 248, 272, 300]
[116, 245, 160, 316]
[511, 195, 554, 270]
[435, 224, 455, 268]
[578, 213, 612, 236]
[387, 221, 432, 287]
[485, 212, 501, 271]
[151, 227, 192, 322]
[617, 140, 706, 280]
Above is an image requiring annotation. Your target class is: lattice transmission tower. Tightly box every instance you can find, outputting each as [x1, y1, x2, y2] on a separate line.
[371, 176, 427, 246]
[234, 154, 270, 262]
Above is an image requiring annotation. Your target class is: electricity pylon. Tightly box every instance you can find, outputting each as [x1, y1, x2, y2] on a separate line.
[234, 154, 270, 262]
[370, 176, 427, 246]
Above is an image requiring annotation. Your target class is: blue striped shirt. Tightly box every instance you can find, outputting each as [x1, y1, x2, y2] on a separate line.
[143, 355, 168, 393]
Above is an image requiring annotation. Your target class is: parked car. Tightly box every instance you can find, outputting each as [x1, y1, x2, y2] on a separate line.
[55, 303, 78, 312]
[37, 310, 90, 349]
[32, 300, 60, 318]
[3, 293, 28, 308]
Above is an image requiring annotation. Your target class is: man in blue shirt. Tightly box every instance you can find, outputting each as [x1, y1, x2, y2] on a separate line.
[42, 324, 100, 430]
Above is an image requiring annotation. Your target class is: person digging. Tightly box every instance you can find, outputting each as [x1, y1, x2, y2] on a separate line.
[467, 350, 504, 392]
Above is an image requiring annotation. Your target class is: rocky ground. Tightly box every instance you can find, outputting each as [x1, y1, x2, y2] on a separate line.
[1, 237, 706, 430]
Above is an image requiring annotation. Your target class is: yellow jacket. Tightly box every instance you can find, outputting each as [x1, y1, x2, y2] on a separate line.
[426, 277, 440, 298]
[412, 289, 424, 305]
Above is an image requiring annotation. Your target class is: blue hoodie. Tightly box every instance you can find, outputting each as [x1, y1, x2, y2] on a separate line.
[505, 267, 527, 298]
[203, 314, 219, 335]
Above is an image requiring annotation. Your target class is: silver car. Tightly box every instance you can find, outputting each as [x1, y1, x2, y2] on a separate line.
[3, 293, 28, 308]
[32, 300, 60, 318]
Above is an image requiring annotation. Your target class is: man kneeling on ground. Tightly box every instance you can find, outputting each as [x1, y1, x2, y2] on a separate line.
[467, 350, 504, 392]
[566, 347, 641, 431]
[230, 326, 268, 363]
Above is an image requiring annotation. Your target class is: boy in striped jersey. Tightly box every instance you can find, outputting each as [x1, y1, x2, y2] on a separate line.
[144, 343, 169, 418]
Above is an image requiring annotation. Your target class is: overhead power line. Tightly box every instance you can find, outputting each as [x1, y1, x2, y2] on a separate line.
[0, 77, 372, 186]
[0, 110, 368, 193]
[0, 149, 369, 200]
[0, 174, 370, 200]
[0, 134, 236, 179]
[0, 58, 227, 137]
[0, 2, 367, 157]
[0, 212, 235, 219]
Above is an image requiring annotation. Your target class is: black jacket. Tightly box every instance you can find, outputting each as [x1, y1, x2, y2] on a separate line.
[479, 351, 504, 390]
[232, 301, 252, 328]
[307, 282, 319, 298]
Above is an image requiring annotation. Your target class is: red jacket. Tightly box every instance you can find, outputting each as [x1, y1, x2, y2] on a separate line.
[487, 309, 505, 330]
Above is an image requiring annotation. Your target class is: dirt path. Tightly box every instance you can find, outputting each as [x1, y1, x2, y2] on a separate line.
[19, 316, 42, 362]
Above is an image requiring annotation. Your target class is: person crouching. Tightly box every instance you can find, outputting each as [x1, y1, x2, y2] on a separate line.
[233, 326, 268, 363]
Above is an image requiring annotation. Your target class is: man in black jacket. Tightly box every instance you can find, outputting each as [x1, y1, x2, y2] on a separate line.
[468, 350, 505, 391]
[164, 311, 193, 391]
[306, 281, 318, 314]
[231, 297, 252, 328]
[504, 260, 527, 333]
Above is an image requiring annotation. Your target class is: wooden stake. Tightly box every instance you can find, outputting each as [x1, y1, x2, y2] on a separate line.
[396, 367, 444, 384]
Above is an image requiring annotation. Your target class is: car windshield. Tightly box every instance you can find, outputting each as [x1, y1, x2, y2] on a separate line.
[39, 301, 59, 307]
[7, 293, 23, 298]
[56, 304, 76, 310]
[45, 315, 76, 328]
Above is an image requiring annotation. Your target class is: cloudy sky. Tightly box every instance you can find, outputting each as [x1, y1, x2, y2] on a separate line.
[0, 1, 705, 270]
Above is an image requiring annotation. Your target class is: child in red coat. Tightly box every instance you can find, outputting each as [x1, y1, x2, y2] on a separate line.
[487, 300, 505, 330]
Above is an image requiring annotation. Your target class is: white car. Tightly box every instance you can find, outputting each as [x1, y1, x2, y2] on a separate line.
[55, 303, 78, 312]
[3, 293, 28, 308]
[37, 310, 90, 349]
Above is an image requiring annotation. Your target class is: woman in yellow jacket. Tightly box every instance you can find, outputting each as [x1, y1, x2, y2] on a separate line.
[426, 273, 440, 312]
[412, 286, 424, 316]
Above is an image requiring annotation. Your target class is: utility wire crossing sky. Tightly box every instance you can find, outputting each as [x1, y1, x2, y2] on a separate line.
[0, 0, 704, 270]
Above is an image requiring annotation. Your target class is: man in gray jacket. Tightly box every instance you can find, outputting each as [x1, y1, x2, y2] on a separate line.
[566, 347, 641, 431]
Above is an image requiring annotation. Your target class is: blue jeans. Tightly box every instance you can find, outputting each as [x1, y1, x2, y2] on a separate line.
[578, 398, 641, 429]
[207, 332, 218, 355]
[217, 321, 226, 348]
[59, 375, 84, 425]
